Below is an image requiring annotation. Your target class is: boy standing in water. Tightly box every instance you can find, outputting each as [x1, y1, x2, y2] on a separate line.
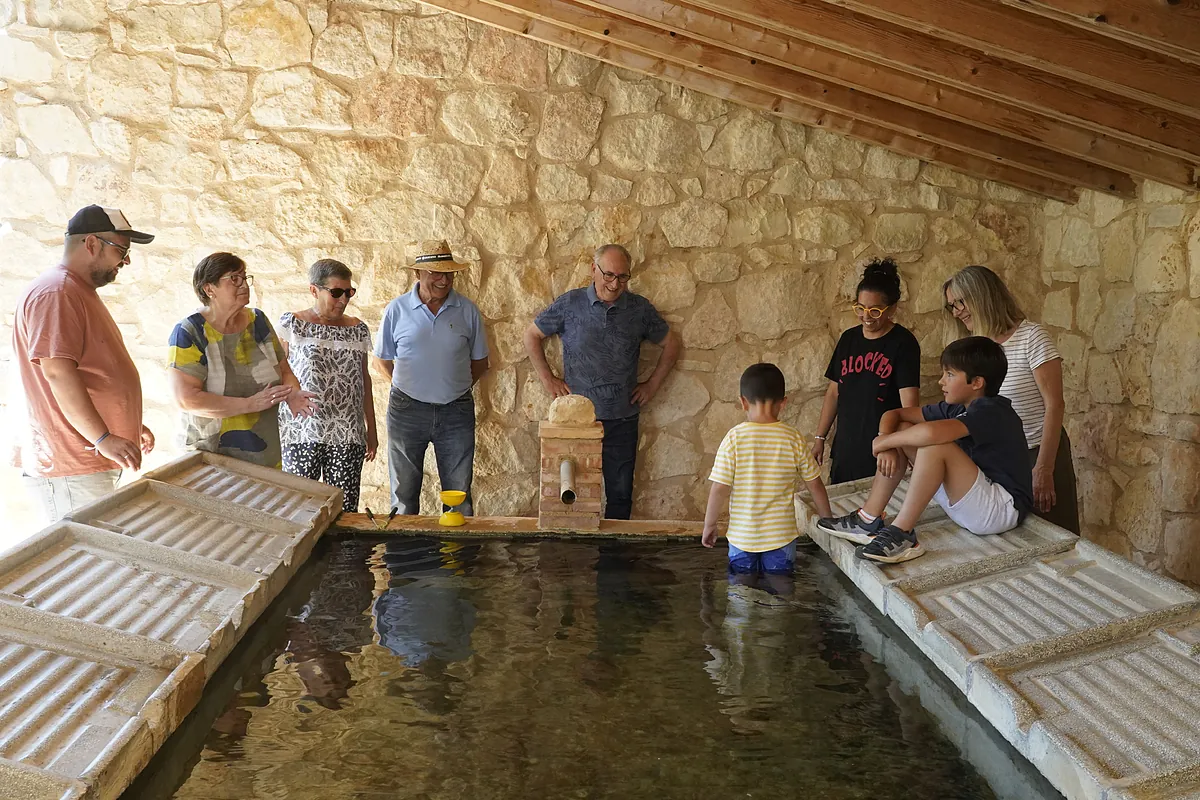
[702, 364, 833, 576]
[818, 337, 1034, 564]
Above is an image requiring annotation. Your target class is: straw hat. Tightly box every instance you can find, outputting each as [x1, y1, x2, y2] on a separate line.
[409, 240, 470, 273]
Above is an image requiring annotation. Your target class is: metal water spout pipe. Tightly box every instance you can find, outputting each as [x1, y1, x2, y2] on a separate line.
[560, 459, 576, 505]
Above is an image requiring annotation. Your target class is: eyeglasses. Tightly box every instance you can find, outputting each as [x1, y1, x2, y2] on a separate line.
[853, 304, 891, 319]
[95, 237, 130, 261]
[596, 266, 631, 284]
[223, 273, 254, 288]
[944, 298, 967, 314]
[316, 284, 356, 299]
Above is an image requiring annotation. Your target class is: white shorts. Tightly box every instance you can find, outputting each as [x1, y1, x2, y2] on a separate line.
[933, 470, 1020, 536]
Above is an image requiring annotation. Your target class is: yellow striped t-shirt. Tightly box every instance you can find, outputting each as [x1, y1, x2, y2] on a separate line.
[709, 421, 821, 552]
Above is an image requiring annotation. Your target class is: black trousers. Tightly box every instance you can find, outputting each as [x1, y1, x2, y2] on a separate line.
[600, 415, 639, 520]
[1029, 428, 1080, 534]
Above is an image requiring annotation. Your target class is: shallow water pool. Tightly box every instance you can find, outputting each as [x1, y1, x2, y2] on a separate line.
[124, 536, 1062, 800]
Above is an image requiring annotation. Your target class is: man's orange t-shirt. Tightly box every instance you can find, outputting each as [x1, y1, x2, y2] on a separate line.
[13, 266, 143, 478]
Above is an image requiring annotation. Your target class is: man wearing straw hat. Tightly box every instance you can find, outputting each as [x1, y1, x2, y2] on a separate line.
[371, 241, 489, 516]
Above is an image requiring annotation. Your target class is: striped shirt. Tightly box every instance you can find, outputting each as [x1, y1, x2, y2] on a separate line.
[999, 320, 1060, 449]
[709, 422, 821, 552]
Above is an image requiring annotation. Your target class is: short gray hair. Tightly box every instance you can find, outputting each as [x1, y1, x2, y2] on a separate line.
[309, 258, 352, 286]
[63, 233, 89, 254]
[592, 243, 631, 268]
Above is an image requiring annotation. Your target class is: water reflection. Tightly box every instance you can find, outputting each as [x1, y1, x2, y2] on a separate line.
[143, 537, 1061, 800]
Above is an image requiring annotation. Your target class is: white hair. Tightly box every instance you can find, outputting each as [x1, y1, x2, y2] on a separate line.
[592, 243, 632, 268]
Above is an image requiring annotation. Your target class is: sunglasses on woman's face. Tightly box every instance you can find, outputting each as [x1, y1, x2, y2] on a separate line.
[316, 284, 356, 299]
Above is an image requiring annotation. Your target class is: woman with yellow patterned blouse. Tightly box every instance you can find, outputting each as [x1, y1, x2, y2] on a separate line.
[167, 252, 316, 468]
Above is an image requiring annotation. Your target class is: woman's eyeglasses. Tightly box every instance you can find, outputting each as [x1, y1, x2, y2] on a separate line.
[316, 285, 356, 299]
[223, 273, 254, 288]
[944, 298, 967, 314]
[852, 304, 891, 319]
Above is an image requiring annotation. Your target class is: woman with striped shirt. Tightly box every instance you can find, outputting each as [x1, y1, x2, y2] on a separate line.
[942, 265, 1079, 533]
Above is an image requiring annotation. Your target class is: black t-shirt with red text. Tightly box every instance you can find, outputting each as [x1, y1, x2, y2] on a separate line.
[823, 324, 921, 483]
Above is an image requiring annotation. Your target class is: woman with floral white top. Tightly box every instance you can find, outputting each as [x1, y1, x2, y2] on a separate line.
[279, 259, 377, 512]
[943, 265, 1079, 533]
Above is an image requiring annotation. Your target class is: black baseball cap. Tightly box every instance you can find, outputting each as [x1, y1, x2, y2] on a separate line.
[66, 205, 154, 244]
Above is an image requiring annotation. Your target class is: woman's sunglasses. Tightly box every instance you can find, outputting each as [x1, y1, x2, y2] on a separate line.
[852, 304, 890, 319]
[316, 284, 356, 299]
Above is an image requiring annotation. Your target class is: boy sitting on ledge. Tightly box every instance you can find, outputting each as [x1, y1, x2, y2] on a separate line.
[817, 336, 1034, 564]
[703, 363, 833, 576]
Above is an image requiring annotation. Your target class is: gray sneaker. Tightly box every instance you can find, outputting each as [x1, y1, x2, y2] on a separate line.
[856, 525, 925, 564]
[816, 510, 885, 545]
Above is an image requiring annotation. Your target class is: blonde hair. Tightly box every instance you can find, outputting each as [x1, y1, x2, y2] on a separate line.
[942, 265, 1025, 340]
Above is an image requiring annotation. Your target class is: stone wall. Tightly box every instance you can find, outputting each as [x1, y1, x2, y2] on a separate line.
[2, 1, 1186, 580]
[1042, 185, 1200, 583]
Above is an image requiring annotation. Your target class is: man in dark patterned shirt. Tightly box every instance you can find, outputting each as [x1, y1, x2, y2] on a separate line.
[524, 244, 681, 519]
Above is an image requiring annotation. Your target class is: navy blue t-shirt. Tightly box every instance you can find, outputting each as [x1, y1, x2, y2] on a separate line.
[922, 396, 1034, 519]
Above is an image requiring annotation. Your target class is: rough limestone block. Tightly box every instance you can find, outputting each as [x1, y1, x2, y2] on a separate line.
[547, 394, 597, 425]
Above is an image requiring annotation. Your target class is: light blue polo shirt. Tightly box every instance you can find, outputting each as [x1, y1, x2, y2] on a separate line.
[374, 285, 489, 404]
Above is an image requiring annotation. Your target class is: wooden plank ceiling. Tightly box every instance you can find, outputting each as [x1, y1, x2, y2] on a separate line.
[422, 0, 1200, 202]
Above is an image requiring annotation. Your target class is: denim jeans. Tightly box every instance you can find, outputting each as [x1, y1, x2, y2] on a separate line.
[727, 540, 798, 575]
[23, 468, 121, 523]
[387, 388, 475, 516]
[600, 415, 639, 520]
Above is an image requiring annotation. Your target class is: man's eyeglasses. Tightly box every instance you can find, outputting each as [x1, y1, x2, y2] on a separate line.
[223, 273, 254, 288]
[596, 267, 631, 285]
[853, 304, 891, 319]
[95, 237, 130, 261]
[944, 298, 967, 314]
[316, 284, 356, 299]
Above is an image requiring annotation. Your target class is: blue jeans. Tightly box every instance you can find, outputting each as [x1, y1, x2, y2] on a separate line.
[600, 415, 639, 520]
[727, 540, 797, 575]
[386, 388, 475, 516]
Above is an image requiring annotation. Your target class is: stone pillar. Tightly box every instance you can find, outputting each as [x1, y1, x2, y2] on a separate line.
[538, 396, 603, 531]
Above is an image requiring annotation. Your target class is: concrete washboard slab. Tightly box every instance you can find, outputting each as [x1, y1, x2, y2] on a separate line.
[0, 451, 343, 800]
[0, 520, 265, 673]
[0, 601, 204, 800]
[888, 539, 1200, 689]
[141, 450, 342, 525]
[799, 479, 1077, 617]
[800, 478, 1200, 800]
[970, 613, 1200, 800]
[71, 479, 315, 575]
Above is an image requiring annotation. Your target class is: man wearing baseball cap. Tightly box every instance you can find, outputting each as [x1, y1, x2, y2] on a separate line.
[11, 205, 157, 522]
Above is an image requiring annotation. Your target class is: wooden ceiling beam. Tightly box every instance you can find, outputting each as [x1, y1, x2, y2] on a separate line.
[998, 0, 1200, 63]
[472, 0, 1135, 194]
[420, 0, 1082, 201]
[574, 0, 1198, 189]
[816, 0, 1200, 120]
[675, 0, 1200, 162]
